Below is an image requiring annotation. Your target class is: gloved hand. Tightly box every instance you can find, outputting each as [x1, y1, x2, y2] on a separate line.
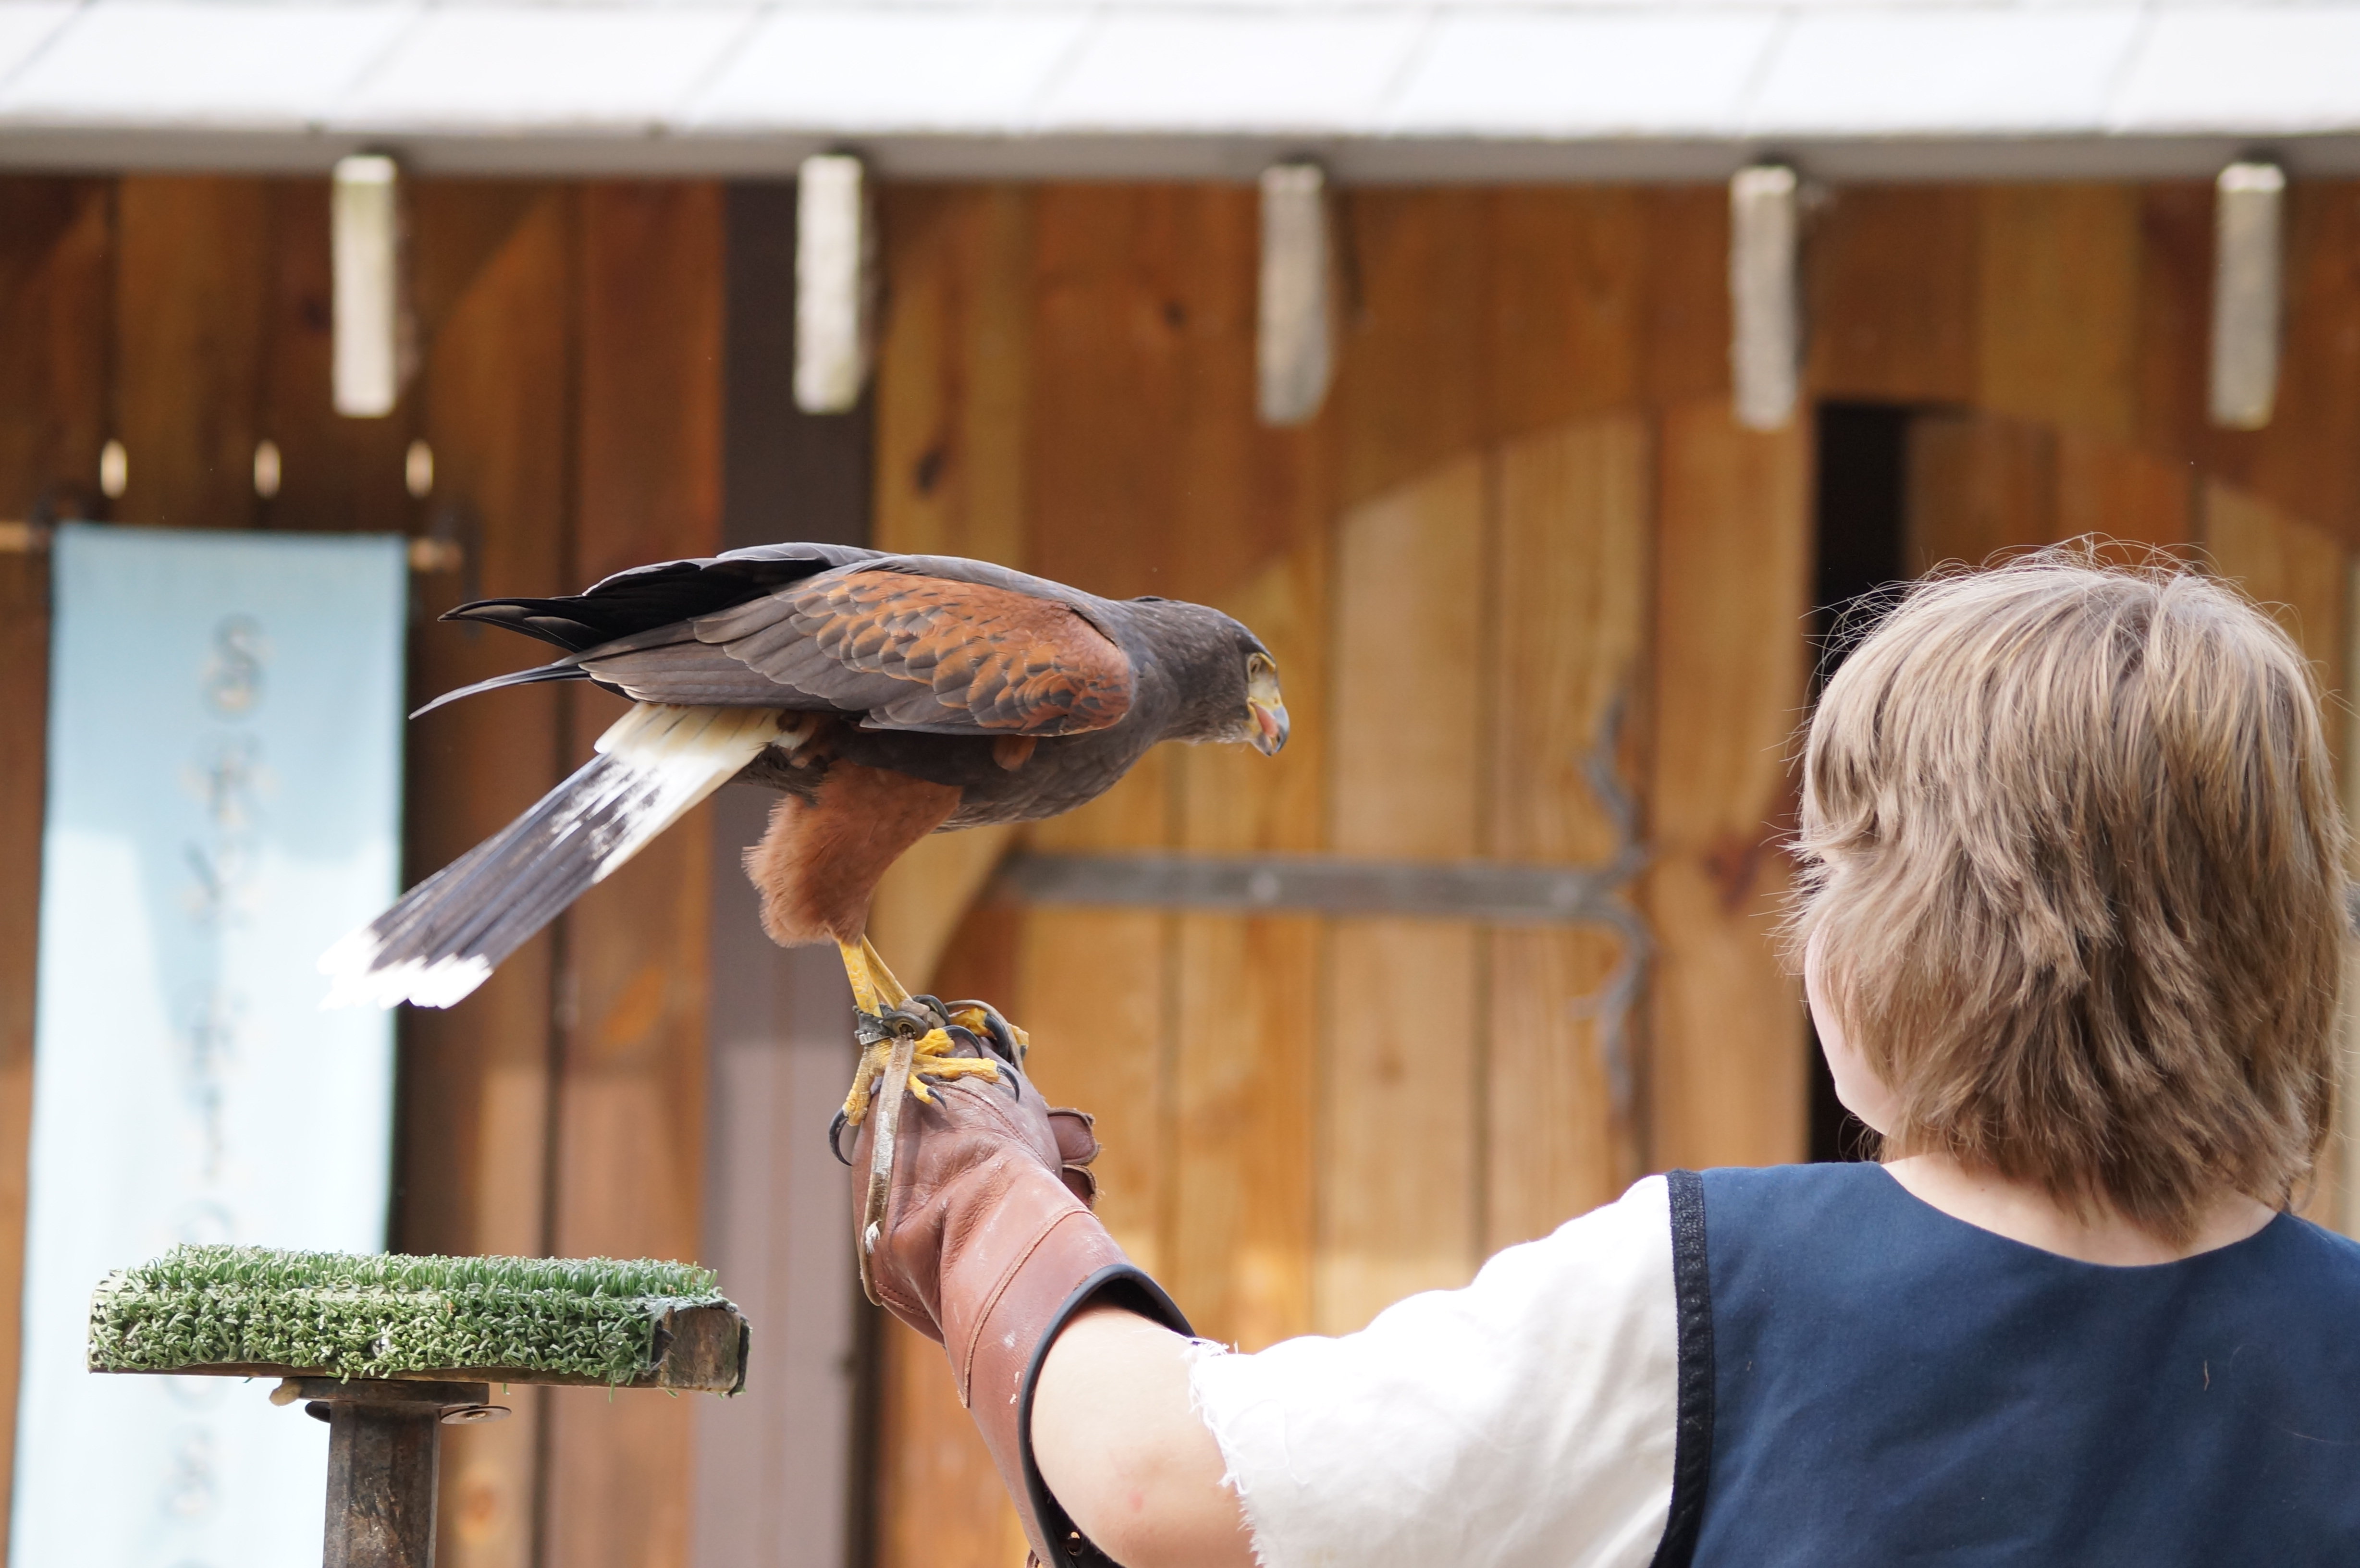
[843, 1007, 1190, 1568]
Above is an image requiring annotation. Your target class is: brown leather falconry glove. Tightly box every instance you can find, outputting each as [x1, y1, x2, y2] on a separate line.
[840, 1005, 1190, 1568]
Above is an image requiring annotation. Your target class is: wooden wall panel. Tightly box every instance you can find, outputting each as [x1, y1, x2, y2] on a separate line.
[2130, 183, 2214, 479]
[2054, 432, 2196, 550]
[1910, 413, 2198, 571]
[0, 180, 109, 522]
[114, 178, 271, 529]
[395, 186, 574, 1568]
[2244, 184, 2360, 546]
[1906, 413, 2056, 571]
[543, 182, 726, 1568]
[1485, 188, 1647, 436]
[1975, 185, 2140, 441]
[1173, 543, 1326, 1351]
[0, 554, 42, 1565]
[257, 180, 416, 533]
[1808, 186, 1979, 405]
[872, 185, 1032, 570]
[1320, 459, 1486, 1333]
[1484, 416, 1650, 1250]
[1636, 187, 1732, 410]
[1335, 190, 1490, 508]
[1646, 400, 1812, 1172]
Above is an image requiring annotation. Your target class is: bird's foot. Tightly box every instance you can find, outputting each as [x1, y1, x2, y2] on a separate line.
[837, 938, 1003, 1126]
[842, 1027, 1003, 1124]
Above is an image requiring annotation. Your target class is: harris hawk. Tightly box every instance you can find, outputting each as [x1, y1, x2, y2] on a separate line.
[321, 542, 1289, 1113]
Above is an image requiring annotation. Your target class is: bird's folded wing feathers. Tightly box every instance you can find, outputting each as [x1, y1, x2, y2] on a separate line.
[319, 704, 789, 1009]
[697, 569, 1133, 734]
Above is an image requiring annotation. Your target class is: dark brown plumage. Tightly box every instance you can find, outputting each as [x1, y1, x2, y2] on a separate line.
[322, 542, 1288, 1010]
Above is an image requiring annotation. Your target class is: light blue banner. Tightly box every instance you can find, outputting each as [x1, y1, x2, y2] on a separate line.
[14, 525, 405, 1568]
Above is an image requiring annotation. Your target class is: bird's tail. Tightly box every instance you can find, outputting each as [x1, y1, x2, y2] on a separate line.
[320, 704, 801, 1009]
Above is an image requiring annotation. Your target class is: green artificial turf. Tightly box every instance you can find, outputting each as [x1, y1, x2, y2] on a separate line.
[87, 1245, 727, 1384]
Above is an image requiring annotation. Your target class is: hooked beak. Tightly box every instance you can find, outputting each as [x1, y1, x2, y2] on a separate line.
[1248, 698, 1290, 756]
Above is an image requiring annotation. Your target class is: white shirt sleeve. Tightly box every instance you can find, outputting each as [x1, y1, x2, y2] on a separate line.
[1185, 1176, 1677, 1568]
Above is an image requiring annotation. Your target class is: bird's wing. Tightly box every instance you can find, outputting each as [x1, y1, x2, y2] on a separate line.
[442, 543, 882, 652]
[580, 567, 1135, 735]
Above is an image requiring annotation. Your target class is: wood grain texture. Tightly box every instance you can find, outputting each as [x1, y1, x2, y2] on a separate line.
[2055, 431, 2197, 551]
[1638, 187, 1733, 411]
[1807, 186, 1978, 405]
[543, 181, 725, 1568]
[0, 552, 46, 1565]
[1645, 399, 1812, 1172]
[872, 184, 1031, 571]
[2244, 184, 2360, 547]
[1485, 416, 1650, 1248]
[255, 179, 416, 534]
[393, 185, 576, 1568]
[1486, 188, 1647, 437]
[114, 178, 271, 528]
[875, 1315, 1026, 1568]
[2130, 182, 2216, 481]
[1321, 457, 1486, 1332]
[1906, 412, 2056, 572]
[0, 179, 109, 521]
[1975, 185, 2140, 441]
[1173, 543, 1328, 1350]
[1334, 190, 1489, 509]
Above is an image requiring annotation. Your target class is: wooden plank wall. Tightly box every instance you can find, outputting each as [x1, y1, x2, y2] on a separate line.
[0, 174, 726, 1568]
[866, 185, 1814, 1566]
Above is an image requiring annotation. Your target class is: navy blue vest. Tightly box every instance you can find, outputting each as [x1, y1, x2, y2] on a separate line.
[1649, 1163, 2360, 1568]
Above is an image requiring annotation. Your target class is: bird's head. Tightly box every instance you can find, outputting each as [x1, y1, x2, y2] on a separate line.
[1241, 650, 1290, 756]
[1128, 597, 1290, 755]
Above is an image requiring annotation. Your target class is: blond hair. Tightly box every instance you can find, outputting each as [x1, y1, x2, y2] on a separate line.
[1793, 551, 2348, 1242]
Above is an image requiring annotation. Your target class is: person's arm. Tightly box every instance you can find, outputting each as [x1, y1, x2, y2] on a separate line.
[1031, 1306, 1257, 1568]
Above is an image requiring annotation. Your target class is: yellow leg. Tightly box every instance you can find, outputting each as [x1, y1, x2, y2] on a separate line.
[837, 939, 1000, 1125]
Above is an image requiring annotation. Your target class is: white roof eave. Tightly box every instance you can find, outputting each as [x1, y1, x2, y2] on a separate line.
[0, 0, 2354, 182]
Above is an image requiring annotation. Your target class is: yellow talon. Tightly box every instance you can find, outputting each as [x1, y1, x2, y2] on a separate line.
[836, 940, 1008, 1126]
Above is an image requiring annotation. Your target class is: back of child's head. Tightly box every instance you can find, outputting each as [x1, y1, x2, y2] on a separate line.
[1794, 547, 2348, 1242]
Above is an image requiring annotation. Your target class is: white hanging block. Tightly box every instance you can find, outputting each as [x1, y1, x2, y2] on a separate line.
[1729, 164, 1802, 432]
[2210, 161, 2285, 431]
[331, 154, 416, 419]
[795, 153, 875, 416]
[1258, 162, 1335, 427]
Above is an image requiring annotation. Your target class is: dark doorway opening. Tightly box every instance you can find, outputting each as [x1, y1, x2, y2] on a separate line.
[1806, 403, 1913, 1163]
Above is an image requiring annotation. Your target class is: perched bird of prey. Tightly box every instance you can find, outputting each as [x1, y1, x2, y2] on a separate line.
[321, 543, 1289, 1090]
